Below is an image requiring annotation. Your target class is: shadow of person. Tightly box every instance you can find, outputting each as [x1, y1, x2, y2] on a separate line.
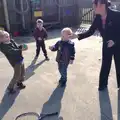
[99, 89, 113, 120]
[117, 89, 120, 120]
[40, 85, 65, 120]
[0, 90, 20, 119]
[25, 58, 46, 80]
[29, 57, 38, 66]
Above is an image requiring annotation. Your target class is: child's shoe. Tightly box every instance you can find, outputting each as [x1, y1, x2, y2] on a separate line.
[17, 82, 26, 89]
[7, 88, 16, 94]
[45, 56, 50, 61]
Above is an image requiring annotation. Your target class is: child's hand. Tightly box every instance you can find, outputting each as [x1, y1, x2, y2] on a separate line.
[69, 60, 74, 64]
[19, 45, 23, 49]
[38, 37, 42, 40]
[49, 46, 54, 50]
[22, 44, 28, 51]
[69, 33, 78, 39]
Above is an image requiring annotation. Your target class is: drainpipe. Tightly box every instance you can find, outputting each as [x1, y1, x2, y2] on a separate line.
[20, 0, 25, 29]
[2, 0, 10, 31]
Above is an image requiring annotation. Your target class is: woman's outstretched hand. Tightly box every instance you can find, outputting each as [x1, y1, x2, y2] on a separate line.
[69, 33, 79, 39]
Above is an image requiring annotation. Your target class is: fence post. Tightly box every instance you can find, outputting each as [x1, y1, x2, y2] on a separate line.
[2, 0, 10, 31]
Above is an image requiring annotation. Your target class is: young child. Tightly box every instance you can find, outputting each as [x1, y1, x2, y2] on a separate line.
[49, 27, 75, 87]
[0, 30, 26, 94]
[33, 19, 49, 60]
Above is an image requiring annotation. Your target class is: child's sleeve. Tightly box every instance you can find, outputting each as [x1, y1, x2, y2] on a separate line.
[70, 42, 75, 60]
[11, 39, 22, 49]
[51, 41, 59, 51]
[11, 39, 19, 47]
[1, 44, 22, 56]
[33, 29, 38, 40]
[43, 28, 48, 39]
[8, 48, 22, 55]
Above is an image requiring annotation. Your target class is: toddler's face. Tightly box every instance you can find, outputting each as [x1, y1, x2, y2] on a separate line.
[0, 31, 10, 43]
[36, 22, 43, 29]
[61, 31, 72, 41]
[3, 34, 10, 43]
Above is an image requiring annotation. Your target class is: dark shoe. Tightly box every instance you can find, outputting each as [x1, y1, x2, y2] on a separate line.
[45, 57, 50, 61]
[98, 86, 107, 91]
[17, 83, 26, 89]
[35, 56, 38, 59]
[7, 88, 16, 94]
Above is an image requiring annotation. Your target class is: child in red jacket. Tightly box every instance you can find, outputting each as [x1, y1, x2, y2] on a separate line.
[33, 19, 49, 60]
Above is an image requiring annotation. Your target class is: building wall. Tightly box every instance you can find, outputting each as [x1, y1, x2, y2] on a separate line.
[6, 0, 32, 33]
[77, 0, 92, 8]
[0, 0, 5, 28]
[31, 0, 81, 27]
[0, 0, 93, 32]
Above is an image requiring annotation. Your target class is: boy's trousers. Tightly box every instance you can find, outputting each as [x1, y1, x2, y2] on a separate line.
[58, 62, 68, 83]
[8, 62, 25, 89]
[36, 40, 47, 57]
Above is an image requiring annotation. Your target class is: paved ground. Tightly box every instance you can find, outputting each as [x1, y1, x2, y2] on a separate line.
[0, 29, 120, 120]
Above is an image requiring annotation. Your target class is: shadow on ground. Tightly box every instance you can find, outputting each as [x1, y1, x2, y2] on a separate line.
[0, 90, 20, 119]
[40, 85, 65, 120]
[25, 57, 46, 80]
[118, 89, 120, 120]
[99, 89, 113, 120]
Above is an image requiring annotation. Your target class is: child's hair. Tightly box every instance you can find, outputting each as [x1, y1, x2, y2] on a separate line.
[3, 31, 9, 37]
[0, 30, 10, 38]
[61, 27, 73, 35]
[36, 19, 43, 24]
[0, 30, 5, 38]
[0, 30, 10, 42]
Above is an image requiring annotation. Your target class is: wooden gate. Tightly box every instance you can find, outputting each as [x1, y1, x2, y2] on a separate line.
[42, 0, 60, 24]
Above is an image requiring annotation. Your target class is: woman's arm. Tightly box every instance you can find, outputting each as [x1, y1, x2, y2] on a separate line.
[78, 15, 99, 40]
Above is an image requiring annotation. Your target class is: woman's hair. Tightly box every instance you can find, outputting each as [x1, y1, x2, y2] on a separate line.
[93, 0, 111, 7]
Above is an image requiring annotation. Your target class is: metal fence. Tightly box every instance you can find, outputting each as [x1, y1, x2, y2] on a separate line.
[81, 8, 94, 24]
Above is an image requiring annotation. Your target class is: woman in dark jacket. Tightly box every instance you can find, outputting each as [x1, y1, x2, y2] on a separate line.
[74, 0, 120, 91]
